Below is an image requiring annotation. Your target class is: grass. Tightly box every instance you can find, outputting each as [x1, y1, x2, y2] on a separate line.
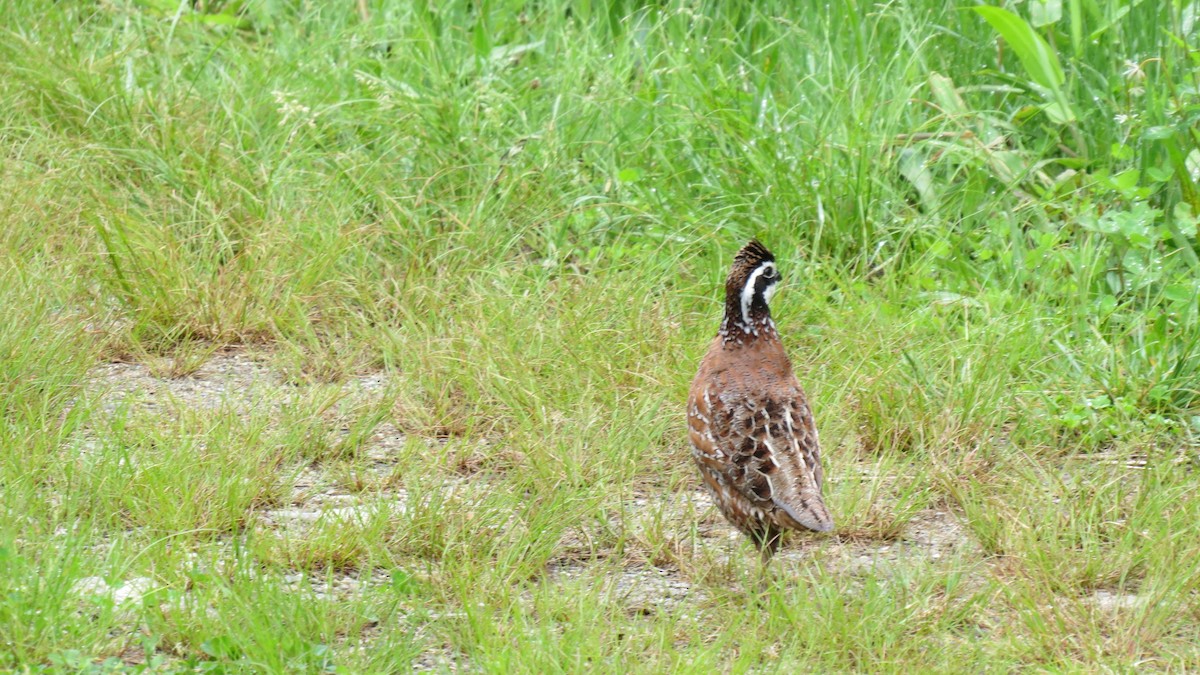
[3, 0, 1200, 671]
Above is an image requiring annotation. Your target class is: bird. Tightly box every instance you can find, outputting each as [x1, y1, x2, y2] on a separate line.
[687, 239, 833, 561]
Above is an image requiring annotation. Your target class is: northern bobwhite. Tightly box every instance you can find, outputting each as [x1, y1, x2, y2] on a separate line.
[687, 240, 833, 560]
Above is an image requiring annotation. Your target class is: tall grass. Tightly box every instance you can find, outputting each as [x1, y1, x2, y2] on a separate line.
[3, 0, 1200, 670]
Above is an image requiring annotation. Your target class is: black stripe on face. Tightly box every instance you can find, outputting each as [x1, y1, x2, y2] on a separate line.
[750, 263, 778, 306]
[753, 271, 774, 299]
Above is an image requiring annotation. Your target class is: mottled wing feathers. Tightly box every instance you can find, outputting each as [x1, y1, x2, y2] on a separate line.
[688, 362, 833, 537]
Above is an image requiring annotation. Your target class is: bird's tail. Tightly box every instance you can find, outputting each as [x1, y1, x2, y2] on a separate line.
[774, 494, 833, 532]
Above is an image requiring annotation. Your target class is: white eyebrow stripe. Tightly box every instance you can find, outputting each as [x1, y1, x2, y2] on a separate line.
[740, 261, 776, 326]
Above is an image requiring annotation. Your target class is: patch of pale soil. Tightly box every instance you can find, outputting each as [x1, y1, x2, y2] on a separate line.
[73, 575, 158, 614]
[545, 560, 703, 617]
[77, 348, 424, 562]
[625, 489, 726, 538]
[627, 489, 974, 570]
[549, 490, 979, 616]
[82, 351, 404, 425]
[360, 421, 411, 463]
[612, 566, 698, 615]
[261, 472, 488, 538]
[283, 569, 391, 601]
[785, 507, 978, 575]
[86, 351, 288, 416]
[412, 646, 470, 672]
[260, 492, 408, 533]
[1086, 590, 1148, 612]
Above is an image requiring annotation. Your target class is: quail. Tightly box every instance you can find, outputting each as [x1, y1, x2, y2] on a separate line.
[687, 240, 833, 560]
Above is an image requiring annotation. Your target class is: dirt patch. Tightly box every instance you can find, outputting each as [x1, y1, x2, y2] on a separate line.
[260, 493, 405, 532]
[1086, 590, 1147, 612]
[543, 490, 979, 617]
[546, 559, 704, 617]
[75, 349, 983, 666]
[625, 488, 974, 569]
[282, 569, 391, 601]
[787, 507, 977, 575]
[86, 351, 290, 416]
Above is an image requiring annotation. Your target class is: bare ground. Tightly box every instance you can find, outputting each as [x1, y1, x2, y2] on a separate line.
[75, 349, 982, 666]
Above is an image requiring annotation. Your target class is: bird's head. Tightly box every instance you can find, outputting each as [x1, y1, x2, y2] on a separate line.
[722, 239, 780, 337]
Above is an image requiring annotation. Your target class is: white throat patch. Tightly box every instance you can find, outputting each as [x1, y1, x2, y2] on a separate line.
[740, 261, 776, 326]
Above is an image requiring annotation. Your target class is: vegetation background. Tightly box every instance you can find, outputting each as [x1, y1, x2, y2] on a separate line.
[3, 0, 1200, 671]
